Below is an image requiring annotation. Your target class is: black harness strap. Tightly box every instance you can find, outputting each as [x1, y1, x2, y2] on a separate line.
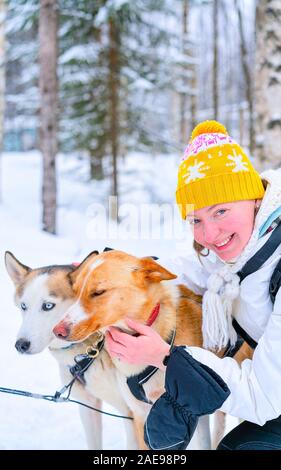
[126, 366, 158, 405]
[126, 329, 176, 404]
[232, 319, 258, 350]
[238, 221, 281, 282]
[69, 336, 105, 385]
[269, 256, 281, 303]
[223, 333, 245, 358]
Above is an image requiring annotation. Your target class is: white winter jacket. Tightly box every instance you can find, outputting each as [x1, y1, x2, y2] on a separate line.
[168, 169, 281, 425]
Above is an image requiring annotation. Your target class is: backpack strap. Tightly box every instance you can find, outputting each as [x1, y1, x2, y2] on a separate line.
[232, 318, 258, 350]
[232, 220, 281, 351]
[269, 256, 281, 303]
[237, 220, 281, 283]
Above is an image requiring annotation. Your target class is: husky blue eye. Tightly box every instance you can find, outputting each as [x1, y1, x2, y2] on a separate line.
[21, 302, 27, 311]
[42, 302, 55, 311]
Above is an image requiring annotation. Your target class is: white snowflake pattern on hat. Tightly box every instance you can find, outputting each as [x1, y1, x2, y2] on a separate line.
[226, 150, 249, 172]
[182, 159, 210, 183]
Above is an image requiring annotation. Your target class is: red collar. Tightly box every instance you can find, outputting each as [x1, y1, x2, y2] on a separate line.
[146, 303, 160, 327]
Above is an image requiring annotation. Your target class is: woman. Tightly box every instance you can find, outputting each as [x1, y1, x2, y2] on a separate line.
[106, 120, 281, 450]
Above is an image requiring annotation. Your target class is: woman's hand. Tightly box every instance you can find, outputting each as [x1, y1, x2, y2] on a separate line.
[105, 318, 170, 371]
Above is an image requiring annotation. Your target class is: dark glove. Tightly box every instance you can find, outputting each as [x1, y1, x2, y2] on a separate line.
[144, 346, 230, 450]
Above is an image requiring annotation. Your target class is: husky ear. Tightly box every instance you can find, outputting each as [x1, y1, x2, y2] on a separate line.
[136, 257, 177, 283]
[5, 251, 31, 285]
[68, 250, 99, 285]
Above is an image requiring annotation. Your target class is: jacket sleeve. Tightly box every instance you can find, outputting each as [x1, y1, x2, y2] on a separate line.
[187, 289, 281, 425]
[162, 252, 219, 296]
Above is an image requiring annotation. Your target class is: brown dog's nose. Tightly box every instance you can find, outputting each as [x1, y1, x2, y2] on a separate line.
[53, 321, 71, 339]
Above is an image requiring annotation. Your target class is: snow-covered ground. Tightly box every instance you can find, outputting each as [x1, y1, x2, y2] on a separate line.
[0, 151, 237, 449]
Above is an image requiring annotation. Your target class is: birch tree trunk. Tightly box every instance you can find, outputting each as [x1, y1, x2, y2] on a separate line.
[255, 0, 281, 169]
[39, 0, 58, 234]
[0, 0, 6, 203]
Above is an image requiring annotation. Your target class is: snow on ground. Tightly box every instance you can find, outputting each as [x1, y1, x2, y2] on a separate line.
[0, 151, 237, 449]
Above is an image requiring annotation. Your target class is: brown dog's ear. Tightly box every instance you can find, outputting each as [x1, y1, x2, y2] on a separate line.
[68, 250, 99, 285]
[5, 251, 31, 285]
[137, 257, 177, 283]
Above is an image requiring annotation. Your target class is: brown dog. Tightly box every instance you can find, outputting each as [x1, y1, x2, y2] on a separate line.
[53, 249, 252, 449]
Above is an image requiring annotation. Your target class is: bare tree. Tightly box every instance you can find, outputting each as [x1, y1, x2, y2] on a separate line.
[0, 0, 5, 203]
[213, 0, 218, 119]
[108, 15, 120, 220]
[39, 0, 58, 234]
[180, 0, 189, 143]
[255, 0, 281, 169]
[234, 0, 255, 154]
[180, 0, 197, 143]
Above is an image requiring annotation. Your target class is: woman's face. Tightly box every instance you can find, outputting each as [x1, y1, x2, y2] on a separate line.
[187, 200, 258, 261]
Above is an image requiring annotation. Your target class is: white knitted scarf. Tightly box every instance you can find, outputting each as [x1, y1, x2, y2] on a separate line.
[202, 169, 281, 351]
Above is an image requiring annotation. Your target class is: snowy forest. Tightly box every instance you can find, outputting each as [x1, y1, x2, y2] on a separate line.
[1, 0, 281, 234]
[0, 0, 281, 451]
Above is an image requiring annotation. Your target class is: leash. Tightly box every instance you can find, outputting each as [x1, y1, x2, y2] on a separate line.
[0, 332, 133, 421]
[0, 383, 132, 420]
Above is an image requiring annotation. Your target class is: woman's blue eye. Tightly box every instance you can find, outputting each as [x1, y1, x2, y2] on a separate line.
[216, 209, 227, 216]
[189, 219, 200, 225]
[42, 302, 56, 311]
[21, 302, 27, 311]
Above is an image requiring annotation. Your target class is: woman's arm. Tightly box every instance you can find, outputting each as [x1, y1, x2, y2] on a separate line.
[106, 292, 281, 426]
[187, 292, 281, 425]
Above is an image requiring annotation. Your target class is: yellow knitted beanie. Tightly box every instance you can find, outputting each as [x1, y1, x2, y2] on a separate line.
[176, 120, 265, 219]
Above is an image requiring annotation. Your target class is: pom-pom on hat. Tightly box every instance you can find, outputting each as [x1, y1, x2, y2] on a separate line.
[176, 120, 265, 219]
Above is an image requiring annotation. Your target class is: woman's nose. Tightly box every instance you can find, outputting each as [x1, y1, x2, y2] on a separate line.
[203, 223, 220, 244]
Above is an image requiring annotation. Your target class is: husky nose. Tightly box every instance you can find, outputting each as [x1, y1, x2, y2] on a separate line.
[15, 338, 31, 353]
[53, 321, 71, 339]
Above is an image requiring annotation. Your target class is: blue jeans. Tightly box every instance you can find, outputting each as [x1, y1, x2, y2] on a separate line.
[217, 415, 281, 450]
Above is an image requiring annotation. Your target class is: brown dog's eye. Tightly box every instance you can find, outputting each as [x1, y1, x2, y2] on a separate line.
[90, 290, 106, 297]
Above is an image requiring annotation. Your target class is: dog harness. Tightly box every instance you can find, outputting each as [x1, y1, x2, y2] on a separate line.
[69, 331, 105, 385]
[126, 328, 176, 405]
